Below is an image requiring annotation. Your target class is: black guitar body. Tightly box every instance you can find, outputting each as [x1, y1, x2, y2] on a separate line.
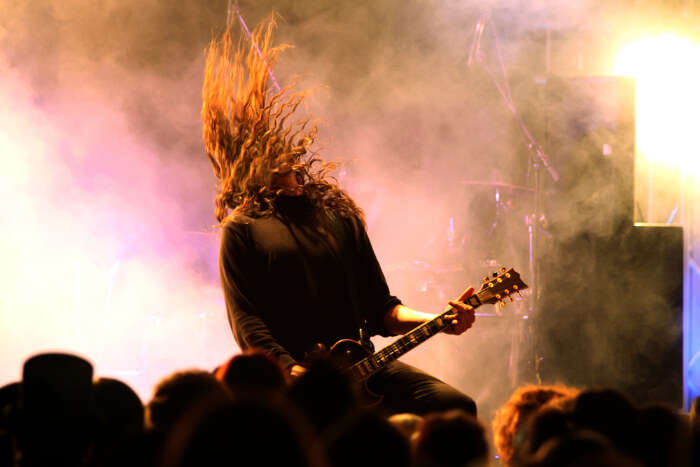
[329, 339, 384, 406]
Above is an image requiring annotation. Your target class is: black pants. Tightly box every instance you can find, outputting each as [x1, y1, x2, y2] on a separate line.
[367, 361, 477, 417]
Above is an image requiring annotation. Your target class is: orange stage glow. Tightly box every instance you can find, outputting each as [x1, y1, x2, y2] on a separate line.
[614, 34, 700, 175]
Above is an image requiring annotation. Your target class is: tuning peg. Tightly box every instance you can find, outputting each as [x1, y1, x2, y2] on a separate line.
[483, 277, 490, 283]
[499, 300, 506, 307]
[501, 267, 507, 272]
[505, 273, 511, 278]
[504, 289, 510, 295]
[497, 278, 503, 283]
[513, 285, 519, 291]
[495, 294, 502, 300]
[488, 282, 494, 288]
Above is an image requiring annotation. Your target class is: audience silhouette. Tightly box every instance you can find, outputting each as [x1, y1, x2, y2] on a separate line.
[1, 350, 696, 467]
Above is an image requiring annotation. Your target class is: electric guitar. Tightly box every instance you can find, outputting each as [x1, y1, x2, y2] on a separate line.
[327, 267, 528, 405]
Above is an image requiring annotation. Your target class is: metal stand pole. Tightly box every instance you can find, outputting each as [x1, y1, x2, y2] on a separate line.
[468, 14, 558, 385]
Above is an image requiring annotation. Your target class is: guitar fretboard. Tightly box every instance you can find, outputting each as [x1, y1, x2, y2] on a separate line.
[349, 291, 486, 381]
[375, 314, 449, 366]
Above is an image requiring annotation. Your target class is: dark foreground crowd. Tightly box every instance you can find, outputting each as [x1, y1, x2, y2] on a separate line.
[0, 351, 698, 467]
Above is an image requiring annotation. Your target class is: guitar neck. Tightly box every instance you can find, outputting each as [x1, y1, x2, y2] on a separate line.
[350, 292, 485, 381]
[376, 312, 454, 362]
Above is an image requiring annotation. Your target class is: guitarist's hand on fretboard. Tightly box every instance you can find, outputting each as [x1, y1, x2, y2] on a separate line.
[442, 286, 476, 335]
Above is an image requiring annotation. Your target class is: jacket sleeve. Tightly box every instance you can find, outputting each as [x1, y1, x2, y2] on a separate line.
[351, 217, 402, 337]
[219, 220, 298, 370]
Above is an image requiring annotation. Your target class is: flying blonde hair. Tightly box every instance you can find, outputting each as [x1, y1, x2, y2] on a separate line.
[202, 16, 363, 224]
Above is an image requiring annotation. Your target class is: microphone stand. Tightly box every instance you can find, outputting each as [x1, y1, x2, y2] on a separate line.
[468, 14, 558, 385]
[226, 1, 282, 93]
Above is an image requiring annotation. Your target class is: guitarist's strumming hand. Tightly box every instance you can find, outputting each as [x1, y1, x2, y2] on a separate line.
[443, 286, 476, 335]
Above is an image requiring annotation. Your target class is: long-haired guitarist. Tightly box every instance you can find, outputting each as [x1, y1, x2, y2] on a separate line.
[202, 18, 477, 416]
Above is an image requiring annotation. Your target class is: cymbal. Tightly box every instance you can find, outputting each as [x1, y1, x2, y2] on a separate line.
[459, 180, 534, 193]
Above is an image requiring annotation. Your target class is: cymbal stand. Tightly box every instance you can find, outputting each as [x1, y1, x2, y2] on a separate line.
[227, 1, 282, 93]
[468, 13, 559, 385]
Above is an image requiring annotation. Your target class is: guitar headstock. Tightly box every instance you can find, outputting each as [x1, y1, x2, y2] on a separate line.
[476, 267, 528, 307]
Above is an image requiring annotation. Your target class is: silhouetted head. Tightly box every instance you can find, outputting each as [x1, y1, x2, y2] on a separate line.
[412, 409, 488, 467]
[0, 382, 20, 432]
[214, 349, 286, 395]
[147, 370, 230, 436]
[94, 377, 144, 437]
[0, 382, 19, 467]
[690, 395, 700, 425]
[326, 410, 409, 467]
[692, 396, 700, 467]
[570, 388, 637, 453]
[518, 406, 573, 461]
[162, 394, 324, 467]
[633, 402, 690, 467]
[530, 430, 642, 467]
[0, 430, 12, 467]
[18, 352, 95, 466]
[93, 377, 145, 467]
[288, 358, 358, 432]
[492, 384, 579, 466]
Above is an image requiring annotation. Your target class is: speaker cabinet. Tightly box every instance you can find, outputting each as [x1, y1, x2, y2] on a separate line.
[537, 224, 683, 407]
[530, 76, 681, 406]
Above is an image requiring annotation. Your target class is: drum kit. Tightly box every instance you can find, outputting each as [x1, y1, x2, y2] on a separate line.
[384, 179, 539, 387]
[386, 179, 534, 308]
